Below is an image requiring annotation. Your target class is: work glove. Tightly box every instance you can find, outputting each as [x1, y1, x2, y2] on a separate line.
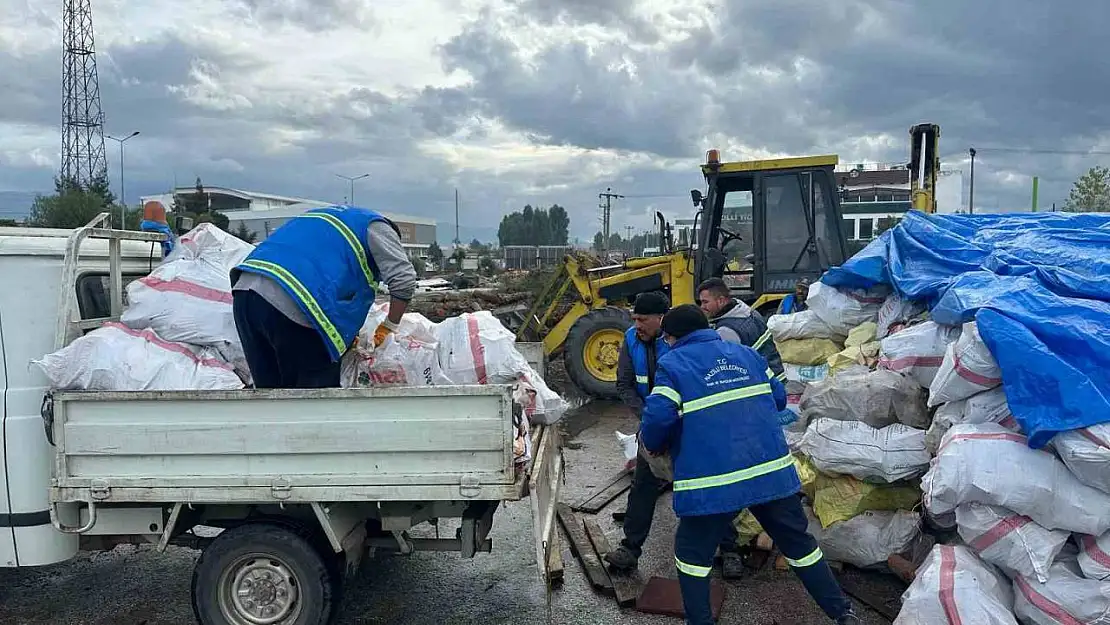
[373, 318, 399, 347]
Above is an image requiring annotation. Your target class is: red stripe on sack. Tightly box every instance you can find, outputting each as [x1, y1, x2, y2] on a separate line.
[1081, 535, 1110, 571]
[466, 314, 488, 384]
[952, 352, 1002, 387]
[1079, 428, 1110, 450]
[104, 322, 234, 371]
[879, 355, 946, 371]
[968, 515, 1031, 552]
[138, 276, 233, 304]
[999, 414, 1018, 430]
[937, 431, 1028, 455]
[1015, 576, 1085, 625]
[938, 546, 963, 625]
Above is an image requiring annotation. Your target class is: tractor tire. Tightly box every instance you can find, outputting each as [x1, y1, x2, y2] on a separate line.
[564, 307, 632, 399]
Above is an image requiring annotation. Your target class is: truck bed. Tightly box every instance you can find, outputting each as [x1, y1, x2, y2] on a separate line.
[49, 384, 533, 505]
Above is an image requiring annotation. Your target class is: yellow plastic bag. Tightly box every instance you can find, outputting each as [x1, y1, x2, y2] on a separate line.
[845, 321, 878, 348]
[777, 338, 843, 366]
[794, 453, 817, 500]
[732, 509, 764, 545]
[827, 340, 881, 374]
[813, 471, 921, 527]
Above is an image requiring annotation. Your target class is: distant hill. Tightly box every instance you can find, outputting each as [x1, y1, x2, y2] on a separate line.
[0, 191, 38, 222]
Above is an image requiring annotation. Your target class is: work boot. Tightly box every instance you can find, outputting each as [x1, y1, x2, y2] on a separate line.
[836, 609, 862, 625]
[721, 551, 745, 580]
[604, 545, 639, 571]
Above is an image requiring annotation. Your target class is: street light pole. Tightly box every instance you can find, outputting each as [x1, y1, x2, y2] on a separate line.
[968, 147, 977, 214]
[106, 131, 140, 227]
[335, 173, 370, 205]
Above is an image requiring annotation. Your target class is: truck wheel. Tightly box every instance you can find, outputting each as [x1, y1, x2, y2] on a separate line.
[192, 523, 337, 625]
[564, 307, 632, 399]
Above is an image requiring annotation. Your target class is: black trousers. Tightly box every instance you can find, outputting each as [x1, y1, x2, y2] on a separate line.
[675, 495, 851, 624]
[620, 454, 738, 557]
[232, 290, 341, 389]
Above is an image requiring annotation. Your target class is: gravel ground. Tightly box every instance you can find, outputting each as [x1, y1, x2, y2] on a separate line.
[0, 399, 905, 625]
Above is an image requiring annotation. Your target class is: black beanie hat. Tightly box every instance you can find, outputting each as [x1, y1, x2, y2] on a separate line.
[632, 291, 670, 315]
[662, 304, 710, 339]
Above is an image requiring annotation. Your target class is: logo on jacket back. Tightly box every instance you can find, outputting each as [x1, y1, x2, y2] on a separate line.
[705, 358, 750, 387]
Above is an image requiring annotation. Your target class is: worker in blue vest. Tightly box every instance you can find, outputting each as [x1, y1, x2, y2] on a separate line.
[640, 305, 858, 625]
[230, 205, 417, 388]
[777, 277, 811, 315]
[697, 278, 785, 383]
[607, 293, 740, 574]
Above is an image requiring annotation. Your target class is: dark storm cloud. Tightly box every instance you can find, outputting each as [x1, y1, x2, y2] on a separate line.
[438, 15, 706, 157]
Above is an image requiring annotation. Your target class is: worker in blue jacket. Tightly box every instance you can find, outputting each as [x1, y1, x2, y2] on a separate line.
[230, 205, 417, 388]
[776, 277, 811, 315]
[640, 305, 858, 625]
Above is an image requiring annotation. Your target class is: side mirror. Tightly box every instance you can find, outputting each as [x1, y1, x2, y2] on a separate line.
[690, 189, 704, 207]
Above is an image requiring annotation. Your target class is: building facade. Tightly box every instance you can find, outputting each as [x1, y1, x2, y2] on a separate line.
[139, 186, 437, 259]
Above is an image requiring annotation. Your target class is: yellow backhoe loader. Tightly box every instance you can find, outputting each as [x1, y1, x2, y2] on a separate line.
[517, 123, 940, 398]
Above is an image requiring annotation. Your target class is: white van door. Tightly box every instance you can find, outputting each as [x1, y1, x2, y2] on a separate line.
[0, 306, 18, 566]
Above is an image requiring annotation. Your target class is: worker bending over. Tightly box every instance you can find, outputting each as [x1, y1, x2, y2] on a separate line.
[640, 305, 858, 625]
[608, 292, 739, 572]
[230, 205, 417, 388]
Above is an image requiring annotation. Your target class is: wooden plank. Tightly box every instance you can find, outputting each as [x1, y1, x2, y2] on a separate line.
[556, 503, 612, 593]
[546, 528, 564, 586]
[572, 469, 633, 514]
[582, 518, 640, 608]
[836, 572, 900, 621]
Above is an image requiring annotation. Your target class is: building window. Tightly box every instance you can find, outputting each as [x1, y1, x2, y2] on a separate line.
[859, 219, 874, 240]
[842, 218, 857, 240]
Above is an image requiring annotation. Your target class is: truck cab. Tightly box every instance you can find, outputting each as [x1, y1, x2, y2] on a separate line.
[0, 225, 159, 566]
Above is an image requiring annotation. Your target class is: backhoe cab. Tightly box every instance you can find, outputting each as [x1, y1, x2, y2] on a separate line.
[692, 151, 850, 315]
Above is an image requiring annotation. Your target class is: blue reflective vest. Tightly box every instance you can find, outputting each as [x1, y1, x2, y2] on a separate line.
[778, 293, 806, 315]
[624, 327, 670, 400]
[640, 329, 798, 517]
[232, 206, 389, 361]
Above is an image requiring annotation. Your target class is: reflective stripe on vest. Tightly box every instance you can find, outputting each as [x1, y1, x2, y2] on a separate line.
[682, 382, 771, 415]
[297, 212, 378, 288]
[675, 556, 712, 578]
[753, 329, 773, 350]
[239, 258, 347, 356]
[673, 452, 795, 492]
[785, 547, 824, 568]
[651, 385, 681, 404]
[635, 375, 649, 384]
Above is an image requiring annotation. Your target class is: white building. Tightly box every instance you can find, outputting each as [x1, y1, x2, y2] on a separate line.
[140, 186, 437, 259]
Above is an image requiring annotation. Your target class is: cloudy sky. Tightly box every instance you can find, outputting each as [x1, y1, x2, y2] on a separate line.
[2, 0, 1109, 242]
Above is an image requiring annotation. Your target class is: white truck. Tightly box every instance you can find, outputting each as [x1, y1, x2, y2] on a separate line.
[0, 215, 563, 624]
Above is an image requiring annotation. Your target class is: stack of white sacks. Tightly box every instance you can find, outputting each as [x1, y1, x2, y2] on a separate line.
[32, 224, 567, 465]
[766, 280, 1110, 624]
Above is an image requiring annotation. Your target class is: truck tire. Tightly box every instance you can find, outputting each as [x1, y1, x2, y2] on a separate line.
[192, 523, 337, 625]
[564, 307, 632, 399]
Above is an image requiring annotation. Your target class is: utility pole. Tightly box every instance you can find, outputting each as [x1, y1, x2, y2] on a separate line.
[968, 148, 977, 214]
[625, 225, 634, 255]
[335, 173, 369, 205]
[599, 187, 623, 255]
[454, 188, 460, 247]
[106, 130, 139, 227]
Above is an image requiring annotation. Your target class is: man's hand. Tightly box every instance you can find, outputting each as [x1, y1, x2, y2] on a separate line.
[373, 318, 399, 347]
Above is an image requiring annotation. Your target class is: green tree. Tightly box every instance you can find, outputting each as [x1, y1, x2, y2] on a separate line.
[171, 177, 232, 232]
[478, 255, 497, 277]
[428, 241, 444, 268]
[0, 218, 19, 227]
[412, 256, 427, 275]
[1063, 166, 1110, 212]
[233, 222, 258, 244]
[450, 247, 467, 269]
[497, 204, 571, 246]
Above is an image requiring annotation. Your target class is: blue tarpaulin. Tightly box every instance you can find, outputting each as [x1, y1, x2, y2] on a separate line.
[823, 211, 1110, 448]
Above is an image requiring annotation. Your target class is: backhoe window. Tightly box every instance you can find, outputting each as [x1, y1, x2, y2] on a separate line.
[763, 174, 819, 274]
[720, 190, 755, 288]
